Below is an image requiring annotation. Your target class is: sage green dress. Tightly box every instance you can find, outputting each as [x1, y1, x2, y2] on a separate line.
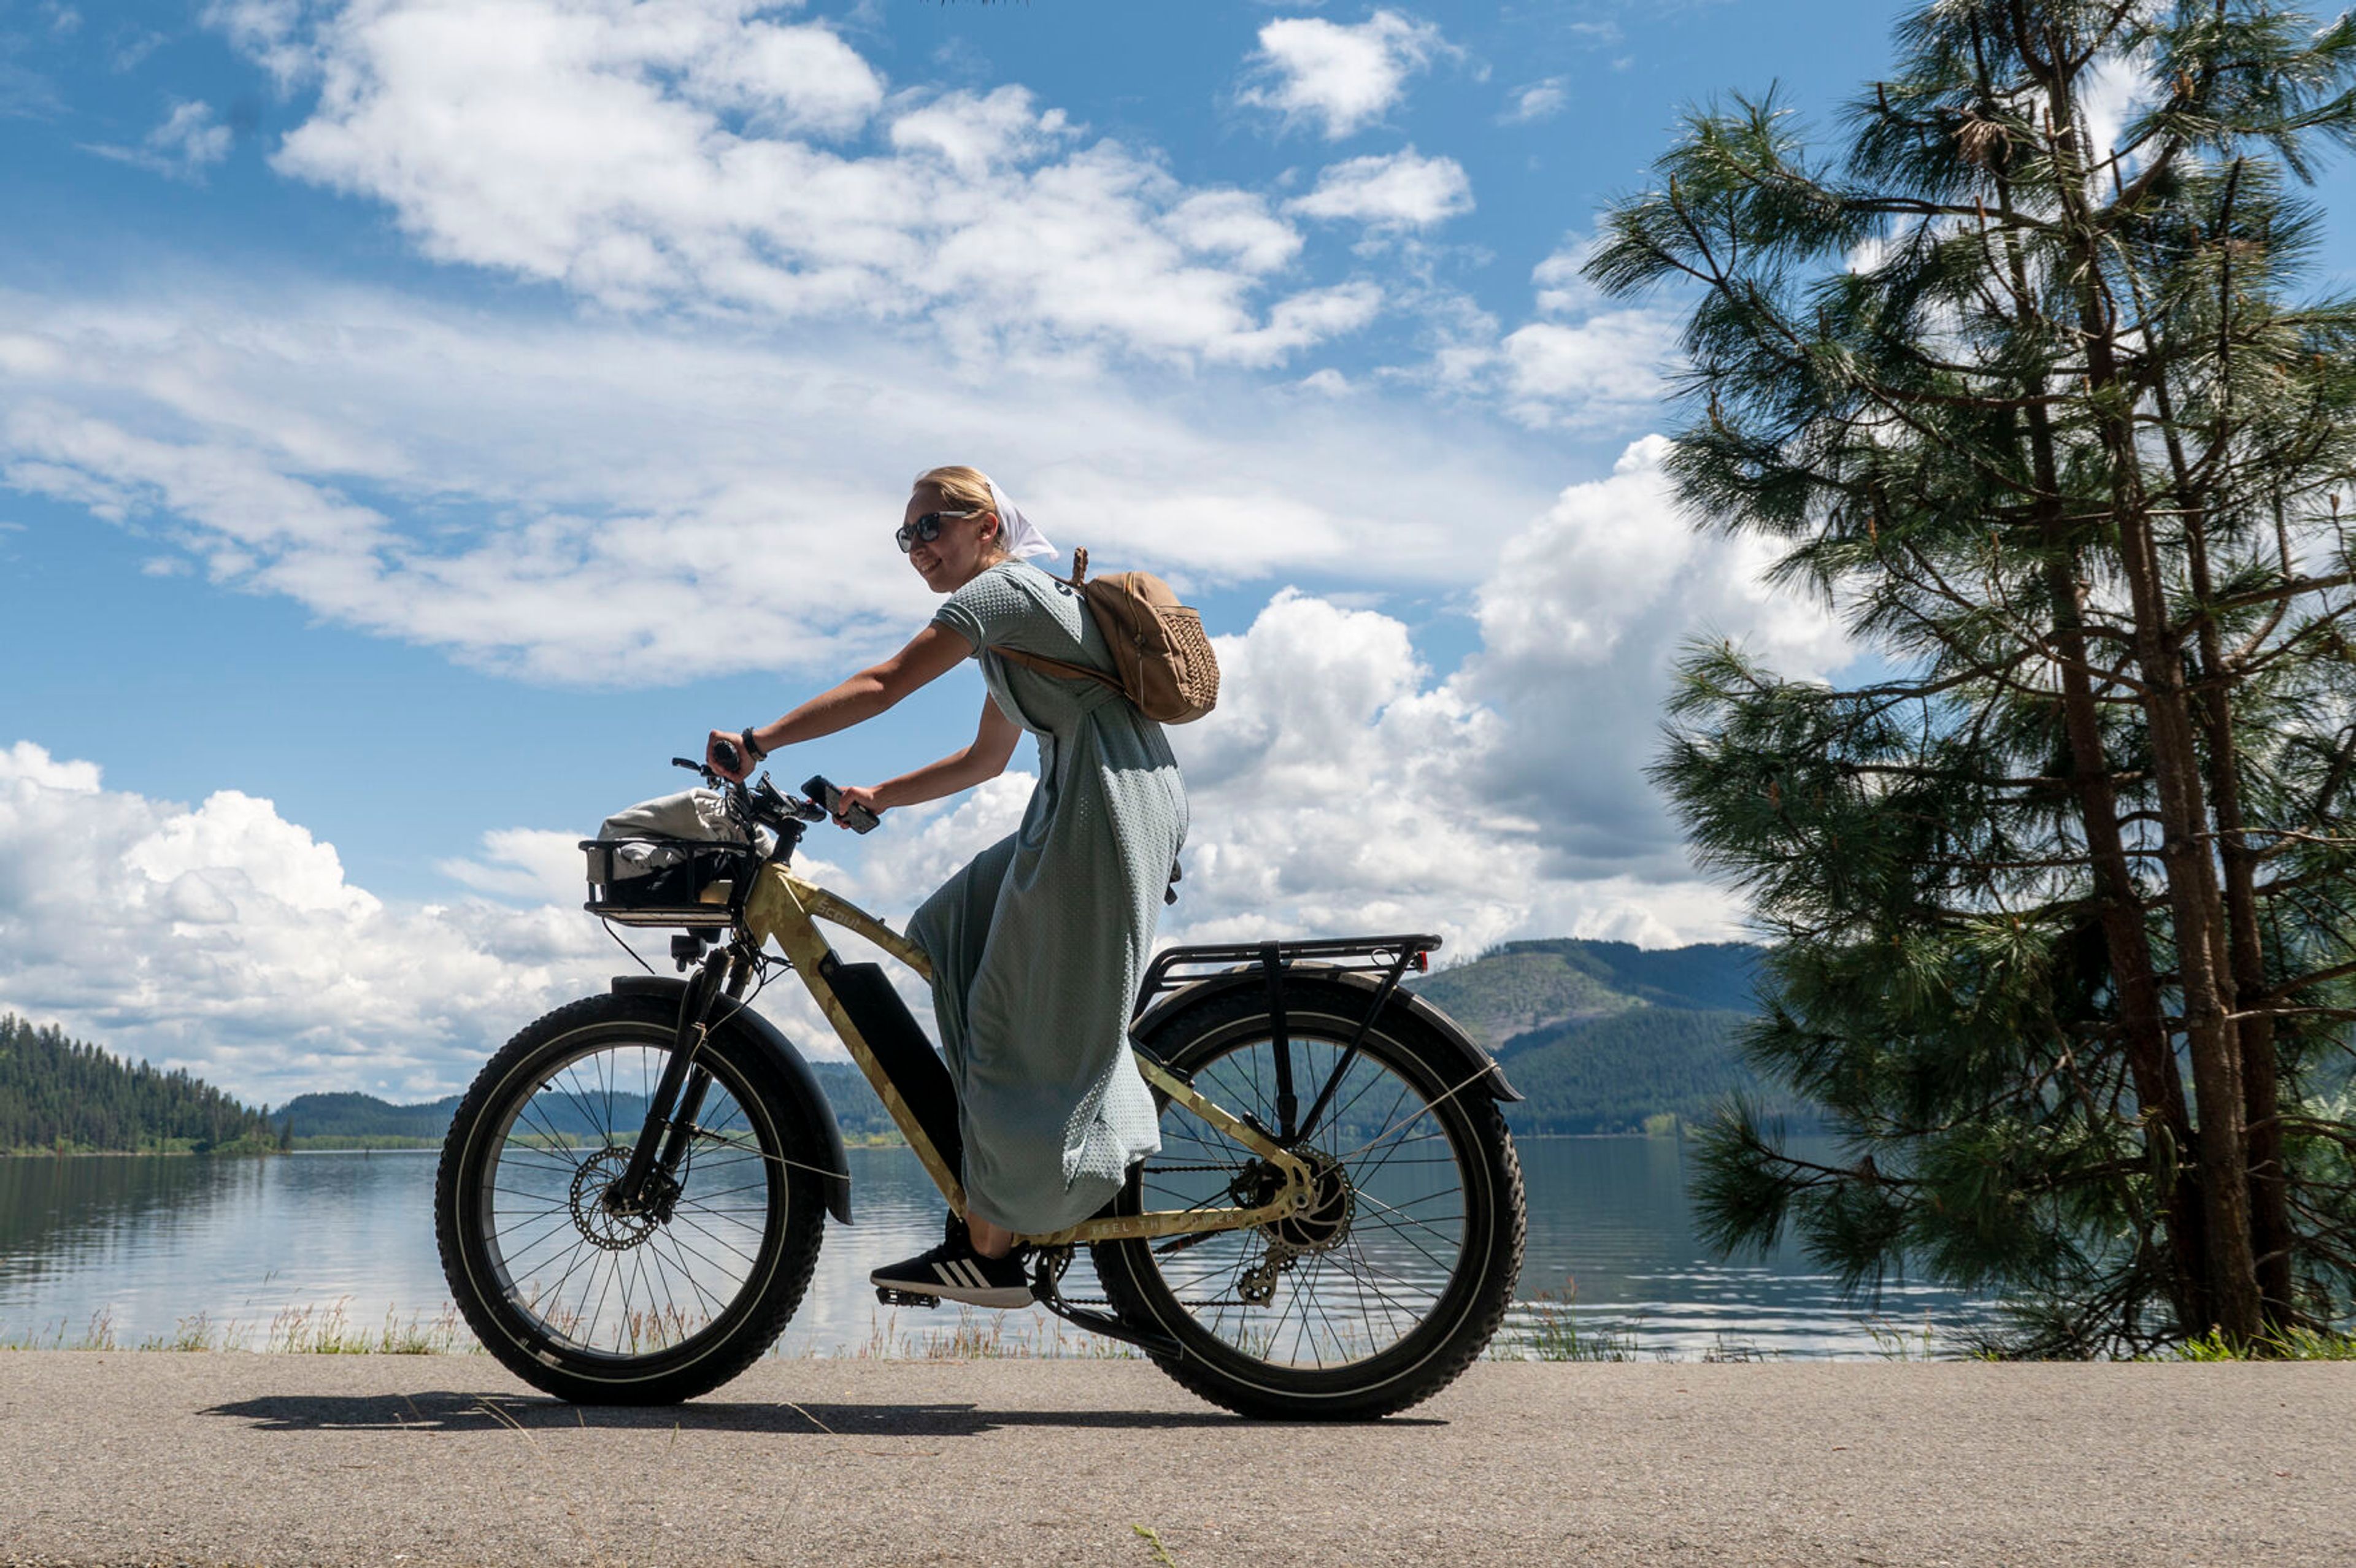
[906, 559, 1187, 1236]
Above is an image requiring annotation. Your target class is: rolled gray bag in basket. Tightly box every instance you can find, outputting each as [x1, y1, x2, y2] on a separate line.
[587, 789, 745, 882]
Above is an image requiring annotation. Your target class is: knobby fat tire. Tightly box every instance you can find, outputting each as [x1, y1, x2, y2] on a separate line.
[1093, 982, 1528, 1421]
[434, 993, 827, 1404]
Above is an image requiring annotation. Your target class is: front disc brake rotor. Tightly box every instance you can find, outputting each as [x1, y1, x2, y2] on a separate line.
[570, 1147, 661, 1251]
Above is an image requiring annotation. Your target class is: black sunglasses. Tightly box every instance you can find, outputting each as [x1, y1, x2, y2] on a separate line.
[895, 508, 984, 553]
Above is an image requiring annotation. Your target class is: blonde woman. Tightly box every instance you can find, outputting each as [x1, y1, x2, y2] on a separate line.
[707, 467, 1185, 1306]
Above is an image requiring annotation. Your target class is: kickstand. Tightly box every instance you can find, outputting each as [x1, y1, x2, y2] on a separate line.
[1029, 1247, 1184, 1360]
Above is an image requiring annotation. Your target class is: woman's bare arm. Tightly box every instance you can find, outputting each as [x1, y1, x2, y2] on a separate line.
[708, 624, 973, 779]
[853, 699, 1022, 815]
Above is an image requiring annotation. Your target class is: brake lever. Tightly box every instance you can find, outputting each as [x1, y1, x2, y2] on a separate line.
[672, 755, 725, 789]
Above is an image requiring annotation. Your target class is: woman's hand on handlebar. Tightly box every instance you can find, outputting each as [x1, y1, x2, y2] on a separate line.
[707, 728, 755, 783]
[833, 784, 885, 828]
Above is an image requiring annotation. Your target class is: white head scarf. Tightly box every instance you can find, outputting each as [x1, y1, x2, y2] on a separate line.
[984, 475, 1057, 563]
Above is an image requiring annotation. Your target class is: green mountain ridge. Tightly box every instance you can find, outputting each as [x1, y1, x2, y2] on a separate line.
[1409, 937, 1766, 1050]
[1408, 938, 1806, 1136]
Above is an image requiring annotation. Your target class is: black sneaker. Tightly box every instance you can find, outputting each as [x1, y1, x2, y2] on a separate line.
[871, 1232, 1033, 1309]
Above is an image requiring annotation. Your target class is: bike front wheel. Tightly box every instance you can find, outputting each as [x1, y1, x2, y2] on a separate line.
[434, 993, 827, 1403]
[1093, 978, 1526, 1420]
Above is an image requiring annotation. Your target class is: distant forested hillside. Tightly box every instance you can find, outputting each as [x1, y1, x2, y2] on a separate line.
[274, 1092, 460, 1143]
[1410, 939, 1806, 1136]
[275, 1061, 901, 1145]
[0, 1014, 277, 1154]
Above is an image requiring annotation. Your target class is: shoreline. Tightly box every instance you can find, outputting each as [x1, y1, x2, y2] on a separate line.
[2, 1127, 1704, 1160]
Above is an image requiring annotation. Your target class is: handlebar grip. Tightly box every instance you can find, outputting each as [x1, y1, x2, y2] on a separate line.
[712, 738, 744, 775]
[802, 774, 880, 834]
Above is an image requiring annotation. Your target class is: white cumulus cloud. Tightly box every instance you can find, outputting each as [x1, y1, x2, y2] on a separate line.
[1458, 436, 1854, 878]
[1288, 148, 1472, 231]
[0, 742, 614, 1103]
[1238, 9, 1451, 140]
[1438, 233, 1679, 429]
[1501, 78, 1567, 124]
[218, 0, 1365, 369]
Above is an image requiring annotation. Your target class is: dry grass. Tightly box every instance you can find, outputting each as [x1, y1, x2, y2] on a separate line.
[1, 1299, 473, 1354]
[3, 1298, 1138, 1359]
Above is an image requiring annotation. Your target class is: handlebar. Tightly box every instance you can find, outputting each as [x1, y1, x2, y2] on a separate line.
[670, 755, 879, 836]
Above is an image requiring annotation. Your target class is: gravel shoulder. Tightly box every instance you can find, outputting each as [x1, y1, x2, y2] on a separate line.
[1, 1353, 2349, 1567]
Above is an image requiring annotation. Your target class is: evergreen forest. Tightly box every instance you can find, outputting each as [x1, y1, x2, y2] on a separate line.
[0, 1014, 278, 1155]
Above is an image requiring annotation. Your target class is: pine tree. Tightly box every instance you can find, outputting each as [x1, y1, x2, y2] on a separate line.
[1591, 0, 2356, 1350]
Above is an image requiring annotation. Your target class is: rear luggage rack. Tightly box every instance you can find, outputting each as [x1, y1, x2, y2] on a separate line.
[1133, 934, 1440, 1018]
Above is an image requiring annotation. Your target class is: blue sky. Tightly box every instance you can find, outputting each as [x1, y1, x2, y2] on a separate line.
[4, 0, 2350, 1101]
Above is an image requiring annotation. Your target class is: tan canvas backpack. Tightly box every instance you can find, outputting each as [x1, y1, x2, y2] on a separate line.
[995, 548, 1220, 724]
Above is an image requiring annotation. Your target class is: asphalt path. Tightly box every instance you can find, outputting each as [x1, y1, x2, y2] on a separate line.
[1, 1353, 2349, 1566]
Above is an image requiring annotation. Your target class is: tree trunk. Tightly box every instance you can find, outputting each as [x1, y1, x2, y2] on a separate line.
[2108, 494, 2262, 1336]
[2182, 511, 2296, 1327]
[1988, 94, 2214, 1326]
[2039, 36, 2263, 1338]
[2037, 525, 2209, 1331]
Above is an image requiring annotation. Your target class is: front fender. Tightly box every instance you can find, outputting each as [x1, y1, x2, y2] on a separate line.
[611, 975, 854, 1224]
[1131, 962, 1520, 1102]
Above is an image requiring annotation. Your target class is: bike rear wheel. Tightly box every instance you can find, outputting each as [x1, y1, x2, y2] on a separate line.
[435, 993, 826, 1403]
[1093, 980, 1525, 1420]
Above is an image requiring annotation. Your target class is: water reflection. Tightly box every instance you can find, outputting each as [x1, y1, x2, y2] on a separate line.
[0, 1136, 1990, 1358]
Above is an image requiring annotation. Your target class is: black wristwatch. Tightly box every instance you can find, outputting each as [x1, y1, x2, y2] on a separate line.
[739, 726, 769, 764]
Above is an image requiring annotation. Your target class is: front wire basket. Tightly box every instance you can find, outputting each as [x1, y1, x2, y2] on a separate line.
[580, 837, 759, 929]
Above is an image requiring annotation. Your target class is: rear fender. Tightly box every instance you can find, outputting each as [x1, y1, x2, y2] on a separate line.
[611, 975, 854, 1224]
[1131, 962, 1520, 1102]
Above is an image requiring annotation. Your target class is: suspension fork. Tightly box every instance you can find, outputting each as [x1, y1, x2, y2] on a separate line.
[612, 947, 747, 1212]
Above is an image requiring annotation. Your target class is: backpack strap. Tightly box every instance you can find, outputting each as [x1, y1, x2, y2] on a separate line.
[993, 645, 1125, 694]
[995, 544, 1118, 691]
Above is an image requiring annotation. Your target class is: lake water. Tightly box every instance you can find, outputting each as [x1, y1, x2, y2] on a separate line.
[0, 1138, 1989, 1360]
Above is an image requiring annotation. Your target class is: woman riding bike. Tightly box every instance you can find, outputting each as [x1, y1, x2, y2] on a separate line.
[707, 465, 1182, 1309]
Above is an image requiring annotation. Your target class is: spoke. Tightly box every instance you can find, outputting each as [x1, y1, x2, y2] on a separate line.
[1353, 1121, 1453, 1188]
[651, 1234, 733, 1319]
[669, 1210, 762, 1268]
[1317, 1053, 1399, 1140]
[492, 1213, 587, 1274]
[656, 1229, 752, 1296]
[547, 1066, 612, 1152]
[672, 1178, 769, 1203]
[1335, 1078, 1415, 1161]
[1352, 1213, 1461, 1277]
[1329, 1238, 1446, 1302]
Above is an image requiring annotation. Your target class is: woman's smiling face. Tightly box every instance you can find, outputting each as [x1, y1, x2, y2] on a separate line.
[903, 485, 1001, 593]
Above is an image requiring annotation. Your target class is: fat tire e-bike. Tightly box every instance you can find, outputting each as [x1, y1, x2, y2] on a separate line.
[434, 755, 1527, 1420]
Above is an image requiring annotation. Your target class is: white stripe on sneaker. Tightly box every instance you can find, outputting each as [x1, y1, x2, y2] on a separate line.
[958, 1260, 987, 1289]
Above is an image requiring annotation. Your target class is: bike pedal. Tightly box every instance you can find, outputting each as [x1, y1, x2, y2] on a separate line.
[876, 1287, 942, 1309]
